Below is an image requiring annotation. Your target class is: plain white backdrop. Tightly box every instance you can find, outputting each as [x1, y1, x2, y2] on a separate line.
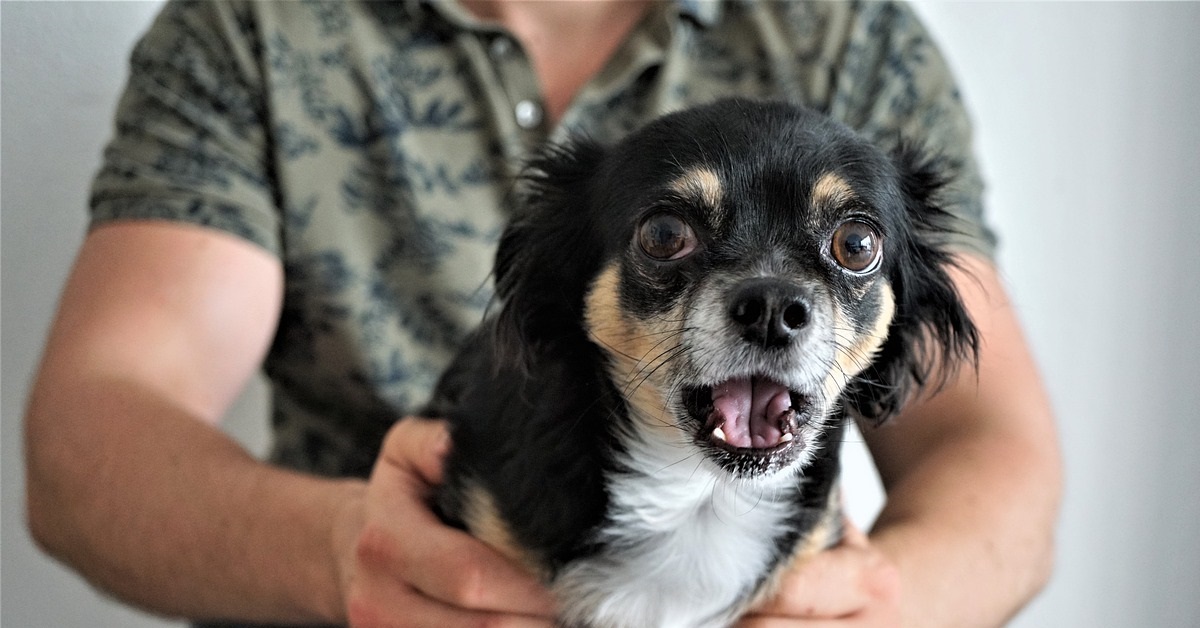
[3, 2, 1198, 626]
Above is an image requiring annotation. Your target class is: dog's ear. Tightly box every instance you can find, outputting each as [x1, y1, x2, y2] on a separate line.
[491, 138, 608, 368]
[844, 145, 980, 424]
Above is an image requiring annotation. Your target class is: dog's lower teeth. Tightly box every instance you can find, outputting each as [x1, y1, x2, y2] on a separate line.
[780, 432, 794, 443]
[712, 426, 727, 442]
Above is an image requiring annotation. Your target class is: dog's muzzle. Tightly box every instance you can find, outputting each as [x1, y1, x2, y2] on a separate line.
[676, 276, 828, 476]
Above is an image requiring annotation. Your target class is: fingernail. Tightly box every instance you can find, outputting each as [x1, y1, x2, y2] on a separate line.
[432, 422, 452, 456]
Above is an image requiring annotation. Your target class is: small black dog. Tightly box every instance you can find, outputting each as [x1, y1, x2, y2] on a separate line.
[425, 99, 978, 628]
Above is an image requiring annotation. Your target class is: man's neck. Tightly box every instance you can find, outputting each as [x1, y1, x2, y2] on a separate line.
[461, 0, 653, 126]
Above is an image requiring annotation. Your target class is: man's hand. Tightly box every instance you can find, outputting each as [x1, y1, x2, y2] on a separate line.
[738, 521, 901, 627]
[333, 418, 558, 628]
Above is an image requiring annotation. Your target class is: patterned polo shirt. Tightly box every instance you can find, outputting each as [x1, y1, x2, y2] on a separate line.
[90, 0, 995, 482]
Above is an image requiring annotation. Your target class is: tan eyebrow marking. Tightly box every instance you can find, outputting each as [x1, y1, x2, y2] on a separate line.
[812, 172, 856, 211]
[670, 167, 724, 224]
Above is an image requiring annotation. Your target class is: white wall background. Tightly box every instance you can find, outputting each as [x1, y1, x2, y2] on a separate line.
[3, 2, 1198, 627]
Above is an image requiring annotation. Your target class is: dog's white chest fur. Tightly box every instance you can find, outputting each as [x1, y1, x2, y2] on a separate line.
[553, 428, 797, 628]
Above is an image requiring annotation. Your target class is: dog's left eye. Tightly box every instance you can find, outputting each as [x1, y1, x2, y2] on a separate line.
[637, 213, 697, 261]
[831, 220, 882, 274]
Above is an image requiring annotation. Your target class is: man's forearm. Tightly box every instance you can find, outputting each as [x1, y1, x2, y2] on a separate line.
[26, 377, 362, 624]
[869, 422, 1060, 627]
[865, 256, 1062, 627]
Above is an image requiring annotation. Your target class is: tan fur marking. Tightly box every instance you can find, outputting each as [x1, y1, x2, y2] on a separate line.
[461, 482, 547, 580]
[584, 264, 684, 438]
[671, 167, 723, 216]
[823, 283, 896, 403]
[790, 489, 843, 560]
[812, 172, 856, 211]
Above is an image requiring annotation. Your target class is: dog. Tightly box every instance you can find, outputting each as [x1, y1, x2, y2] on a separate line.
[423, 99, 979, 628]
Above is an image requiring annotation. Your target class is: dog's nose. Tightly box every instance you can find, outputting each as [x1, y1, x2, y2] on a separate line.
[727, 278, 811, 349]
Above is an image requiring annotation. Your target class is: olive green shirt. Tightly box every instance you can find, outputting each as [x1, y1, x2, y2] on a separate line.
[91, 0, 994, 485]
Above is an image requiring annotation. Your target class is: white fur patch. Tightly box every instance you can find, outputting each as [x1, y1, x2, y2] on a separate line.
[554, 412, 803, 628]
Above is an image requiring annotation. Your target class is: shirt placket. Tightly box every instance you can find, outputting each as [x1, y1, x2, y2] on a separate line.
[486, 34, 545, 132]
[478, 29, 549, 158]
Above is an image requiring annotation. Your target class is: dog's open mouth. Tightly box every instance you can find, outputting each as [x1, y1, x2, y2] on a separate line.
[683, 376, 814, 461]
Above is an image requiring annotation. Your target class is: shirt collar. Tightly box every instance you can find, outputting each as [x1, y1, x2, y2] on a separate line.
[411, 0, 723, 32]
[676, 0, 721, 28]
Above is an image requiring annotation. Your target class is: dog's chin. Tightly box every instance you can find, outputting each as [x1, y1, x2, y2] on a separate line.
[681, 376, 819, 479]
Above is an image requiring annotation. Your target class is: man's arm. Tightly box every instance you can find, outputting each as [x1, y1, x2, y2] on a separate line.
[740, 255, 1061, 627]
[24, 221, 555, 626]
[866, 255, 1061, 626]
[24, 221, 352, 622]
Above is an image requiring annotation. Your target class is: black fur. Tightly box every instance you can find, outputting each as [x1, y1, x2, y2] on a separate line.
[425, 140, 620, 570]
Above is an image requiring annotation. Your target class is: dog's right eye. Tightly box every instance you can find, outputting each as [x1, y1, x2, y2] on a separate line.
[637, 213, 697, 261]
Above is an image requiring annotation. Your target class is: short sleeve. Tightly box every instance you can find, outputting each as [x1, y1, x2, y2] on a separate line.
[89, 0, 281, 255]
[829, 2, 997, 260]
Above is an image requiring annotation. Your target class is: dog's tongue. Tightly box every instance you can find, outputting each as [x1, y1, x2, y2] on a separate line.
[712, 377, 793, 449]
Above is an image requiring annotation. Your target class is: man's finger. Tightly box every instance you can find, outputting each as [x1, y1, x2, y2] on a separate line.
[748, 546, 878, 619]
[379, 417, 451, 487]
[348, 577, 554, 628]
[367, 425, 557, 617]
[840, 518, 870, 548]
[355, 491, 558, 618]
[395, 512, 558, 617]
[739, 617, 857, 628]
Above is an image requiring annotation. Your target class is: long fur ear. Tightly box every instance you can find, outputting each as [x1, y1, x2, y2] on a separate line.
[490, 138, 608, 370]
[844, 145, 980, 424]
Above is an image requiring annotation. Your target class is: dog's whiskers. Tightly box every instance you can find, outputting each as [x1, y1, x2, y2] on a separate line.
[622, 343, 686, 391]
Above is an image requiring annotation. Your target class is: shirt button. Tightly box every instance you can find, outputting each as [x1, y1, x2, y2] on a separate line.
[514, 100, 543, 129]
[489, 36, 513, 59]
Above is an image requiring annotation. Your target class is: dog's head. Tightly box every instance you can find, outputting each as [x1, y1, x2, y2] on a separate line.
[493, 99, 978, 479]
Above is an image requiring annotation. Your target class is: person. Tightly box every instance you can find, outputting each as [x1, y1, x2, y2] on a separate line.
[24, 1, 1061, 626]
